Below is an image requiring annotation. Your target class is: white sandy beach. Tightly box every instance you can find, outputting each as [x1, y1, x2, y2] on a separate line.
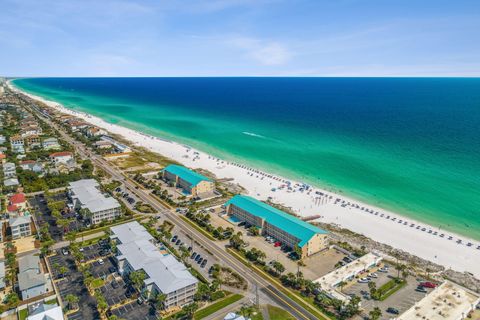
[9, 81, 480, 279]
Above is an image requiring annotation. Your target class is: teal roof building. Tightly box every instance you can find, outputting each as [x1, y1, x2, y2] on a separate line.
[163, 164, 211, 188]
[225, 195, 328, 250]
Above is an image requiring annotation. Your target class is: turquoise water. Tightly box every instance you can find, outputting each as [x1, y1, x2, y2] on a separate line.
[12, 77, 480, 240]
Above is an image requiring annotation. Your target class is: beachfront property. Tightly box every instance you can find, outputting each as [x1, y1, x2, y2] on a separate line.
[225, 195, 329, 258]
[41, 137, 60, 150]
[49, 151, 73, 164]
[398, 280, 480, 320]
[26, 302, 64, 320]
[100, 135, 131, 153]
[68, 179, 122, 224]
[94, 140, 113, 149]
[24, 134, 41, 148]
[84, 126, 106, 137]
[162, 164, 214, 198]
[110, 221, 198, 310]
[313, 252, 382, 302]
[9, 216, 32, 239]
[18, 254, 47, 300]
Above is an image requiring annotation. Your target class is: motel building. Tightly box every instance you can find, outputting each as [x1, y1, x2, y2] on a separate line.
[225, 195, 329, 258]
[162, 164, 214, 198]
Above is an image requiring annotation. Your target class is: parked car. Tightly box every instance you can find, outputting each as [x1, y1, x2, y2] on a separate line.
[274, 241, 281, 247]
[197, 258, 204, 264]
[386, 307, 399, 315]
[111, 281, 119, 289]
[175, 239, 181, 245]
[187, 246, 192, 252]
[62, 248, 69, 255]
[358, 277, 370, 283]
[201, 259, 208, 268]
[420, 282, 437, 288]
[171, 236, 178, 242]
[415, 286, 428, 293]
[98, 259, 104, 265]
[191, 252, 197, 259]
[194, 254, 201, 262]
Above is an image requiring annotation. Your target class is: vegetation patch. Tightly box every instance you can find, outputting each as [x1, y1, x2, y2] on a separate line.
[268, 305, 296, 320]
[194, 294, 243, 320]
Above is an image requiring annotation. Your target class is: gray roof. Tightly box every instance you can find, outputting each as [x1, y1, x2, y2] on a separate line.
[9, 216, 31, 227]
[18, 254, 45, 291]
[4, 178, 19, 186]
[0, 261, 5, 289]
[111, 221, 198, 294]
[3, 162, 15, 171]
[68, 179, 120, 213]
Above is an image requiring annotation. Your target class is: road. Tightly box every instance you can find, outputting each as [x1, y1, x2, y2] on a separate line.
[28, 104, 327, 320]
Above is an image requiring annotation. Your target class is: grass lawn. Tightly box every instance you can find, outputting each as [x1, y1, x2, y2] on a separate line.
[91, 278, 105, 289]
[267, 305, 296, 320]
[180, 216, 216, 241]
[194, 294, 243, 319]
[377, 278, 407, 301]
[18, 308, 28, 320]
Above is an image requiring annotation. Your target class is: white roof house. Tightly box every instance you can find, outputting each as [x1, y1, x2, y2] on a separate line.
[27, 303, 64, 320]
[4, 177, 20, 187]
[68, 179, 120, 213]
[110, 221, 198, 296]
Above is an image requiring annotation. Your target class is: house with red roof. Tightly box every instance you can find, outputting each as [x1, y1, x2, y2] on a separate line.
[49, 151, 73, 165]
[10, 193, 27, 210]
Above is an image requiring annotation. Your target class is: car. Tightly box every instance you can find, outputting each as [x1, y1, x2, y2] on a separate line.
[187, 246, 192, 252]
[208, 266, 214, 274]
[197, 258, 204, 264]
[379, 267, 389, 273]
[79, 247, 84, 252]
[201, 259, 208, 268]
[111, 281, 119, 289]
[98, 259, 104, 265]
[108, 267, 116, 273]
[274, 241, 281, 247]
[343, 257, 352, 263]
[415, 286, 428, 293]
[191, 252, 197, 259]
[386, 307, 399, 315]
[420, 282, 437, 288]
[195, 254, 201, 262]
[62, 249, 69, 255]
[137, 296, 145, 305]
[369, 273, 378, 278]
[171, 236, 178, 242]
[358, 277, 370, 283]
[175, 239, 181, 245]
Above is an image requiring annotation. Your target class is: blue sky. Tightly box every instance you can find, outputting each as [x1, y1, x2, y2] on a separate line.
[1, 0, 479, 76]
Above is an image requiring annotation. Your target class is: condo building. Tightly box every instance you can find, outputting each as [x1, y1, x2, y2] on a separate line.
[225, 195, 329, 258]
[162, 164, 214, 198]
[68, 179, 122, 224]
[110, 222, 198, 310]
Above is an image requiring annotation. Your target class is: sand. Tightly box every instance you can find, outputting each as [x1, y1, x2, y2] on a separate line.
[8, 81, 480, 279]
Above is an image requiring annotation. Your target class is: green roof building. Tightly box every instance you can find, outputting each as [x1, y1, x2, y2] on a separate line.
[225, 195, 328, 258]
[162, 164, 214, 198]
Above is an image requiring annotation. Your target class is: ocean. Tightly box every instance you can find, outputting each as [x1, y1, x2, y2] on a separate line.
[12, 77, 480, 240]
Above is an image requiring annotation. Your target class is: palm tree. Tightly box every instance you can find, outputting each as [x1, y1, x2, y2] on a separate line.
[129, 270, 146, 292]
[65, 294, 79, 310]
[182, 302, 198, 318]
[272, 261, 285, 275]
[369, 307, 382, 320]
[154, 293, 167, 310]
[59, 266, 68, 278]
[337, 281, 347, 293]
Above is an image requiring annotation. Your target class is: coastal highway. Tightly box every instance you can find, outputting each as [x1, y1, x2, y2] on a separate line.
[26, 102, 327, 320]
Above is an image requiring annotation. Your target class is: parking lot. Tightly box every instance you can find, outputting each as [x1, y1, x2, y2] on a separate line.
[98, 277, 136, 307]
[109, 301, 157, 320]
[48, 253, 100, 320]
[344, 268, 432, 319]
[29, 193, 85, 241]
[160, 220, 217, 280]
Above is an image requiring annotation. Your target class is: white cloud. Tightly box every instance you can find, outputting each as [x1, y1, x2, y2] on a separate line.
[229, 37, 291, 66]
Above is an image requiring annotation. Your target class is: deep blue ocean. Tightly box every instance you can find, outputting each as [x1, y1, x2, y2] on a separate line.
[12, 77, 480, 239]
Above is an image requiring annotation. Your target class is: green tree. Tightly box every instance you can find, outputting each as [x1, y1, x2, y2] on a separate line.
[65, 294, 79, 310]
[272, 260, 285, 275]
[154, 293, 167, 310]
[182, 302, 198, 318]
[129, 270, 146, 292]
[369, 307, 382, 320]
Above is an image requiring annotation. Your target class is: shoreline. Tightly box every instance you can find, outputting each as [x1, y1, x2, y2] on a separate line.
[8, 80, 480, 279]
